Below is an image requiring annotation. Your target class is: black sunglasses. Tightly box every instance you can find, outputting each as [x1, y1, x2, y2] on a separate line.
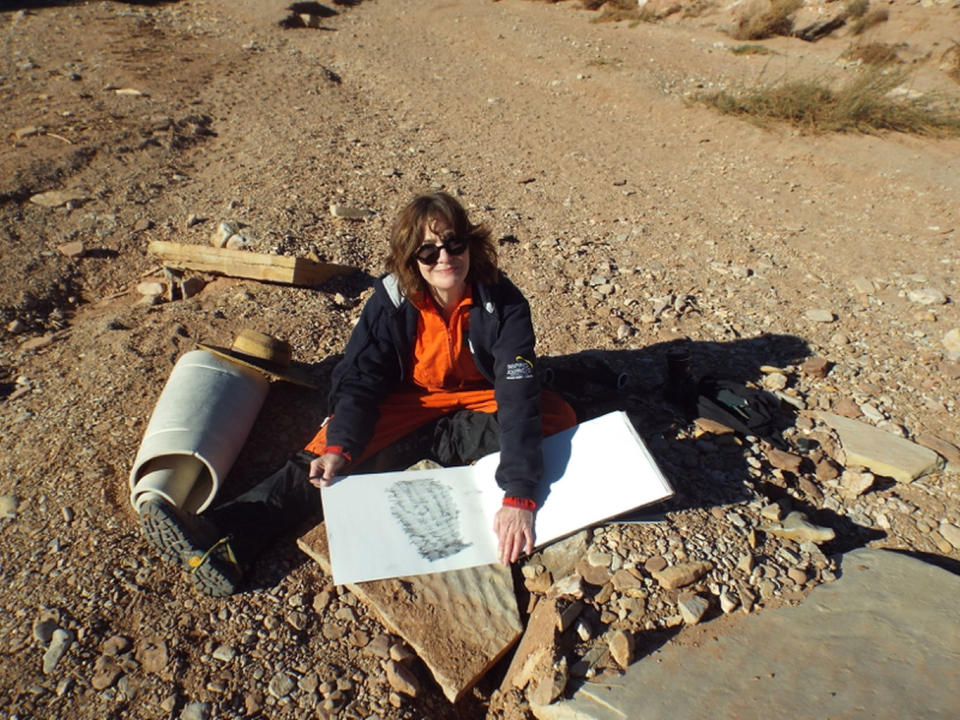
[413, 235, 468, 265]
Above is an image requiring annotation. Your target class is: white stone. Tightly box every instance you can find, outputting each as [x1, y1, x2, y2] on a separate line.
[943, 328, 960, 357]
[719, 591, 739, 614]
[939, 522, 960, 549]
[906, 288, 946, 305]
[678, 594, 709, 625]
[805, 309, 835, 323]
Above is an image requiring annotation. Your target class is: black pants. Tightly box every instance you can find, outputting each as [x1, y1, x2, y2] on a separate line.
[203, 410, 502, 566]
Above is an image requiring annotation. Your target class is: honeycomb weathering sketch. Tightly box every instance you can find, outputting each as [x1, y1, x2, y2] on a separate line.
[321, 411, 674, 585]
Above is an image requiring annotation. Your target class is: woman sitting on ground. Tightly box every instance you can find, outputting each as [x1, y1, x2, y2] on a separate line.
[140, 191, 577, 596]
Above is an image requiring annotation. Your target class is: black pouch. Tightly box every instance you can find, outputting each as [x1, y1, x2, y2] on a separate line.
[696, 376, 781, 439]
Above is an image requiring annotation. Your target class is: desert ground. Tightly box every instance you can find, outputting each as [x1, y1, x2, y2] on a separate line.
[1, 0, 959, 718]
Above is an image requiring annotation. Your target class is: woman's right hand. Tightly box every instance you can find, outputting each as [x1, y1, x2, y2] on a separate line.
[308, 453, 347, 488]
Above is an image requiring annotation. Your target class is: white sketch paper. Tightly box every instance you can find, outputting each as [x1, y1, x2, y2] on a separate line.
[321, 411, 673, 585]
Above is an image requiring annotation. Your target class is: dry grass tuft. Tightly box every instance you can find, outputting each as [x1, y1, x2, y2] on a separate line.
[589, 4, 662, 24]
[850, 7, 889, 35]
[732, 0, 803, 41]
[842, 42, 901, 67]
[698, 67, 960, 136]
[730, 43, 775, 55]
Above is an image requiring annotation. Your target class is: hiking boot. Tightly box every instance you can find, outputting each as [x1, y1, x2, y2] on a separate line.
[139, 497, 243, 597]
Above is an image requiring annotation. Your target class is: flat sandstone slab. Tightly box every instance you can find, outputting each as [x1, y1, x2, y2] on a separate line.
[818, 412, 943, 482]
[298, 523, 522, 703]
[534, 549, 960, 720]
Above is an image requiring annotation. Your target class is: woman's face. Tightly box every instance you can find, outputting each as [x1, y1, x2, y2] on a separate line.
[416, 214, 470, 301]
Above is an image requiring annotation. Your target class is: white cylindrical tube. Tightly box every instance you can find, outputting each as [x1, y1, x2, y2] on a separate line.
[129, 349, 270, 514]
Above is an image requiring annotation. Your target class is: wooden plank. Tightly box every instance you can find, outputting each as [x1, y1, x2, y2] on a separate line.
[147, 241, 354, 286]
[298, 523, 523, 702]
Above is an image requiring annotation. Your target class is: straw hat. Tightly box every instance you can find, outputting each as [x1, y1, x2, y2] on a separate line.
[197, 330, 317, 388]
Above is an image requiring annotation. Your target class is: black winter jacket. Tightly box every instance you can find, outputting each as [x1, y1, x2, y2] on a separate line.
[324, 272, 543, 501]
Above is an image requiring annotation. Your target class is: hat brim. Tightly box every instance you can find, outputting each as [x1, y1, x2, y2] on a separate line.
[196, 343, 319, 389]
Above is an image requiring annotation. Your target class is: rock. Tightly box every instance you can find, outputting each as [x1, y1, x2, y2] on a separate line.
[804, 309, 835, 323]
[20, 334, 54, 352]
[761, 511, 835, 544]
[180, 701, 210, 720]
[761, 372, 788, 392]
[33, 617, 57, 644]
[607, 630, 633, 668]
[525, 570, 554, 594]
[42, 628, 74, 674]
[644, 556, 668, 573]
[943, 328, 960, 358]
[737, 554, 754, 573]
[528, 656, 568, 706]
[801, 357, 831, 378]
[915, 434, 960, 465]
[210, 221, 238, 248]
[180, 276, 205, 299]
[799, 476, 824, 502]
[651, 561, 712, 590]
[611, 569, 643, 592]
[678, 593, 709, 625]
[364, 634, 392, 659]
[576, 559, 611, 587]
[268, 671, 295, 699]
[939, 522, 960, 549]
[185, 213, 203, 228]
[907, 288, 946, 305]
[14, 125, 40, 139]
[329, 204, 373, 219]
[765, 448, 803, 473]
[557, 600, 584, 632]
[243, 693, 262, 715]
[389, 643, 415, 663]
[719, 591, 739, 614]
[7, 318, 26, 333]
[29, 190, 87, 207]
[788, 567, 809, 585]
[760, 503, 783, 521]
[550, 573, 584, 599]
[102, 635, 131, 656]
[832, 398, 862, 418]
[694, 417, 735, 435]
[1, 495, 20, 518]
[815, 459, 840, 481]
[540, 530, 589, 579]
[840, 470, 875, 498]
[851, 276, 875, 294]
[137, 281, 165, 296]
[225, 233, 254, 250]
[136, 640, 168, 675]
[134, 218, 153, 231]
[575, 618, 592, 641]
[818, 412, 944, 483]
[212, 644, 235, 663]
[91, 655, 122, 690]
[385, 659, 420, 697]
[57, 240, 85, 259]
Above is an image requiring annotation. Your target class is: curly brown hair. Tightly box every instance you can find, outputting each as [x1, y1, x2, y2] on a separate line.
[385, 192, 498, 300]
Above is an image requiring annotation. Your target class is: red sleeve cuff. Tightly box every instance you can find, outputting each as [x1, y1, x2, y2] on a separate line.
[322, 445, 352, 463]
[503, 496, 537, 512]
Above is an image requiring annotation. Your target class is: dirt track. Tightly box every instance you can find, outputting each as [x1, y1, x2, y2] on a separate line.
[2, 1, 959, 718]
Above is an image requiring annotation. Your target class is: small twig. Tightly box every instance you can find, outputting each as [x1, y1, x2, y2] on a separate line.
[46, 132, 73, 145]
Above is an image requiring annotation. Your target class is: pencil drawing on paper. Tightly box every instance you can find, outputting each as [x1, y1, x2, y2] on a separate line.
[386, 477, 472, 561]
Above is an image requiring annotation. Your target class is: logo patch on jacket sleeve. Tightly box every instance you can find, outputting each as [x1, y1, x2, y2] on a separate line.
[506, 356, 535, 380]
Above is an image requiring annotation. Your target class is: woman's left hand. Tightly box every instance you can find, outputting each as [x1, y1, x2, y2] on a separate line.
[493, 506, 535, 566]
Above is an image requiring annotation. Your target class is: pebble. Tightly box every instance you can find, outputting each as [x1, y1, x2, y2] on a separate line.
[607, 630, 633, 668]
[185, 213, 203, 228]
[384, 660, 419, 697]
[389, 644, 415, 663]
[841, 470, 875, 498]
[833, 397, 862, 418]
[212, 644, 235, 663]
[102, 635, 130, 656]
[651, 561, 712, 590]
[678, 593, 709, 625]
[762, 372, 788, 391]
[268, 671, 295, 698]
[330, 204, 373, 219]
[57, 240, 85, 259]
[804, 309, 835, 323]
[719, 591, 739, 614]
[180, 701, 210, 720]
[1, 495, 21, 519]
[765, 448, 803, 473]
[761, 511, 835, 544]
[210, 221, 238, 248]
[907, 288, 946, 305]
[938, 522, 960, 548]
[42, 628, 74, 674]
[91, 655, 122, 690]
[787, 567, 809, 585]
[943, 328, 960, 358]
[801, 357, 831, 378]
[643, 556, 668, 573]
[137, 281, 165, 296]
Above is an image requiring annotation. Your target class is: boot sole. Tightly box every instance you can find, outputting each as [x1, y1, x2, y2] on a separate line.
[139, 500, 240, 597]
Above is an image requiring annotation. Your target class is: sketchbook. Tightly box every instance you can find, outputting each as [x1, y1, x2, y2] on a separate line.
[321, 410, 674, 585]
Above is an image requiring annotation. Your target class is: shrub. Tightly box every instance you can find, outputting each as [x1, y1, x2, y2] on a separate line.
[732, 0, 804, 41]
[698, 67, 960, 136]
